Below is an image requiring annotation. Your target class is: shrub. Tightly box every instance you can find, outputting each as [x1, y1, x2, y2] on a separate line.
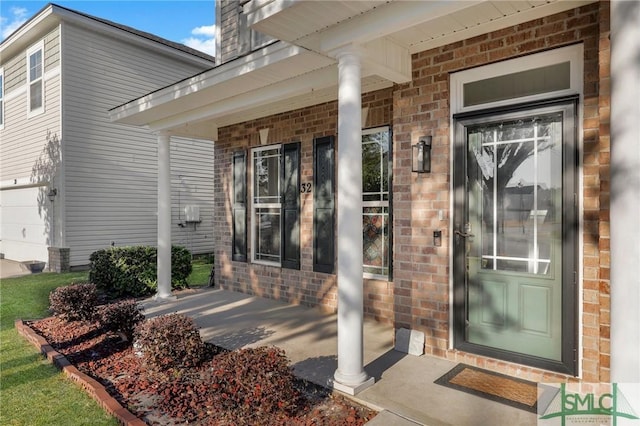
[98, 299, 144, 341]
[49, 283, 98, 321]
[89, 245, 192, 298]
[206, 347, 301, 418]
[134, 313, 206, 371]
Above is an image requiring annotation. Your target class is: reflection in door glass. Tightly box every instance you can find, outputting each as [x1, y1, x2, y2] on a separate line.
[468, 113, 563, 275]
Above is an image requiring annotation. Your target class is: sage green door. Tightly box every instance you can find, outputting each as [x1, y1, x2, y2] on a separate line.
[454, 101, 576, 368]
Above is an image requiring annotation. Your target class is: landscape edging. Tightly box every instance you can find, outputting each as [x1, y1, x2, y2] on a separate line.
[15, 318, 146, 426]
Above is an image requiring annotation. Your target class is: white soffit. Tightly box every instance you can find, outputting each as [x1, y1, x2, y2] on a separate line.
[246, 0, 597, 54]
[394, 0, 598, 53]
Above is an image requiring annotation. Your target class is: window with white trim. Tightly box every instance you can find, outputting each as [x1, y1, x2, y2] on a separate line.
[27, 42, 44, 116]
[0, 67, 4, 128]
[362, 126, 391, 278]
[250, 143, 300, 268]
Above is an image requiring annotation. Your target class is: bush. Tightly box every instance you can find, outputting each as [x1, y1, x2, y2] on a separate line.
[49, 283, 98, 321]
[89, 245, 192, 298]
[206, 347, 301, 418]
[134, 313, 206, 371]
[98, 299, 144, 341]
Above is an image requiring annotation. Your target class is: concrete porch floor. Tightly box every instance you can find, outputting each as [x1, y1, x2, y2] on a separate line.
[142, 288, 537, 426]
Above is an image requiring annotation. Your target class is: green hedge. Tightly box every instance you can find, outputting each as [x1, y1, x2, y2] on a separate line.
[89, 246, 192, 297]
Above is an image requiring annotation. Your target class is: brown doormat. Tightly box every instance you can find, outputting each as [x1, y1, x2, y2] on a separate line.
[434, 364, 540, 413]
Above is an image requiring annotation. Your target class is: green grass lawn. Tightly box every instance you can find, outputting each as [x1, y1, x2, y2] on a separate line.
[0, 261, 213, 425]
[187, 259, 214, 287]
[0, 272, 118, 425]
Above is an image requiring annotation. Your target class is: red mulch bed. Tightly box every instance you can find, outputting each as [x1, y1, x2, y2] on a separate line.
[26, 316, 376, 425]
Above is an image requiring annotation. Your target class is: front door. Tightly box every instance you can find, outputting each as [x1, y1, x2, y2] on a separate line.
[453, 99, 577, 374]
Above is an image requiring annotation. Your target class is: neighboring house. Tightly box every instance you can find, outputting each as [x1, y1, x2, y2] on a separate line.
[0, 4, 216, 270]
[112, 0, 639, 394]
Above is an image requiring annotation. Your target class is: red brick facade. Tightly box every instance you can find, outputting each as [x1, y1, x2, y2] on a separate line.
[214, 3, 610, 383]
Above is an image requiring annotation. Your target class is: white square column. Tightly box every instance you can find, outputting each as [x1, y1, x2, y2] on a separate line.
[333, 47, 374, 395]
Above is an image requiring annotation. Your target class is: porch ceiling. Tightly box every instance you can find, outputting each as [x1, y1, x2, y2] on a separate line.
[246, 0, 596, 54]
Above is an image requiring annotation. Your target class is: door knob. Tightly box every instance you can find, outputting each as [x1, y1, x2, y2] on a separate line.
[454, 229, 474, 238]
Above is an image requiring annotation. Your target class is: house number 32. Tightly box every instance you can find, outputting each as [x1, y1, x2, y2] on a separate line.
[300, 183, 312, 193]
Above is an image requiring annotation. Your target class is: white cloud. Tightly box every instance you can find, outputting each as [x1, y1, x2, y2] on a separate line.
[192, 25, 215, 37]
[1, 6, 29, 40]
[182, 24, 216, 57]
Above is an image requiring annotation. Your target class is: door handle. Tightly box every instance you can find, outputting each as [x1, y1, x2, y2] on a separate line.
[454, 229, 474, 238]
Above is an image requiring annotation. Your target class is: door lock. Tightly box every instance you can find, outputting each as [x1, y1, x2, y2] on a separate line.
[455, 223, 474, 238]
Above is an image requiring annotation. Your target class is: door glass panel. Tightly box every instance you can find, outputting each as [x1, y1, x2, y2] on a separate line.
[255, 207, 280, 262]
[467, 112, 563, 276]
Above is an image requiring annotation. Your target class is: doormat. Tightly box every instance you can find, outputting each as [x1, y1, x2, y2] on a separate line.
[434, 364, 539, 413]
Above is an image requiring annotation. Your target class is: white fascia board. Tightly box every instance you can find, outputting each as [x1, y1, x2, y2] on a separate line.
[110, 42, 314, 125]
[313, 1, 482, 53]
[147, 65, 337, 131]
[244, 0, 298, 24]
[51, 6, 215, 68]
[0, 5, 56, 59]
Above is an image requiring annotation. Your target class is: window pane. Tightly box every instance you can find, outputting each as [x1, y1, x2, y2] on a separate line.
[362, 130, 389, 202]
[253, 149, 280, 203]
[468, 113, 562, 275]
[363, 206, 389, 275]
[30, 81, 42, 110]
[463, 62, 570, 107]
[30, 50, 42, 81]
[255, 207, 280, 262]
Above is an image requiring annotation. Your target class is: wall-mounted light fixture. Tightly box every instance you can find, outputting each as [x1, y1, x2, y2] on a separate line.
[433, 230, 442, 247]
[48, 188, 57, 202]
[412, 136, 432, 173]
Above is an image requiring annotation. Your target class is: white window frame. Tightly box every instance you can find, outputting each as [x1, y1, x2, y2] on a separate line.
[251, 144, 282, 266]
[450, 44, 583, 116]
[26, 41, 45, 117]
[0, 67, 4, 129]
[362, 126, 391, 280]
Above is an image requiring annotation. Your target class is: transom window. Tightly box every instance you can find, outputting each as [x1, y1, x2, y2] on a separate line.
[362, 127, 391, 278]
[27, 42, 44, 116]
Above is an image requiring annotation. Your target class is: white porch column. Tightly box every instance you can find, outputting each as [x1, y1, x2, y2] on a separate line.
[333, 47, 374, 395]
[155, 131, 175, 301]
[610, 0, 640, 383]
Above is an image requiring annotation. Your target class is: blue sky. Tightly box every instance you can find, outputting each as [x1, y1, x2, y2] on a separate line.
[0, 1, 216, 56]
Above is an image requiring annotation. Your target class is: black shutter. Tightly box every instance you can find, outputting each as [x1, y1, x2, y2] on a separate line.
[281, 142, 300, 269]
[313, 136, 335, 273]
[232, 151, 247, 262]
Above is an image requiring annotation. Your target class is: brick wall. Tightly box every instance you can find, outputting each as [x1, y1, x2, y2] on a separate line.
[213, 2, 610, 382]
[393, 2, 609, 382]
[214, 88, 394, 315]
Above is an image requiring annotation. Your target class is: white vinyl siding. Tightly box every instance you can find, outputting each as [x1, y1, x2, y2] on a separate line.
[26, 41, 45, 116]
[0, 71, 61, 182]
[171, 139, 215, 255]
[61, 23, 214, 266]
[0, 67, 4, 129]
